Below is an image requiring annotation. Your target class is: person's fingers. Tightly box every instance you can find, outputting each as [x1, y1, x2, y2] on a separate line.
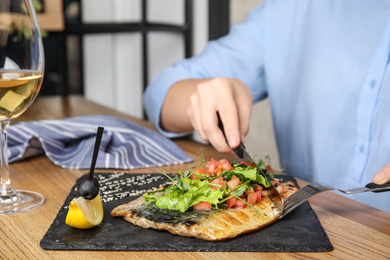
[205, 112, 234, 154]
[196, 79, 233, 153]
[372, 163, 390, 185]
[185, 77, 252, 154]
[217, 103, 240, 149]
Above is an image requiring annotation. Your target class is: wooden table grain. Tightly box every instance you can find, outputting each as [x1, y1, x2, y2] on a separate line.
[1, 95, 389, 260]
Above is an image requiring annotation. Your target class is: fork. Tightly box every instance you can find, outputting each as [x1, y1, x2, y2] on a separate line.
[279, 181, 390, 219]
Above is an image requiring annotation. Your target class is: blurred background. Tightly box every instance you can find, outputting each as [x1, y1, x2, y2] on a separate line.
[37, 0, 279, 168]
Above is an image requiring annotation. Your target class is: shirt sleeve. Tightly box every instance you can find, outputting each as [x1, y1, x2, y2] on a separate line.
[143, 3, 268, 138]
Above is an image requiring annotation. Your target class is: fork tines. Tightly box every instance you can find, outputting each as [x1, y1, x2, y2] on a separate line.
[280, 185, 322, 218]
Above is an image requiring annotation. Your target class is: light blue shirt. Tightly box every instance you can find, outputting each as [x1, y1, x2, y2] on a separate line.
[144, 0, 390, 213]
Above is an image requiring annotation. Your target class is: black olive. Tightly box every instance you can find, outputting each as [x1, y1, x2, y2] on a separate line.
[77, 177, 100, 200]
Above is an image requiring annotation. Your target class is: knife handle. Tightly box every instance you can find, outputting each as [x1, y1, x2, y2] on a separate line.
[365, 181, 390, 193]
[217, 113, 244, 158]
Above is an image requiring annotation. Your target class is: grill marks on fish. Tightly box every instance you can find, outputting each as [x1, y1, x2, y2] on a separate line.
[111, 181, 299, 241]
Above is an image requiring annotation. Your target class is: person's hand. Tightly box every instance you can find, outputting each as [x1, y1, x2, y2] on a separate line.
[186, 77, 252, 154]
[372, 163, 390, 184]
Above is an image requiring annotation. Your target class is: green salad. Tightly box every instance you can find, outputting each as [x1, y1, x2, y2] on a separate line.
[143, 158, 278, 212]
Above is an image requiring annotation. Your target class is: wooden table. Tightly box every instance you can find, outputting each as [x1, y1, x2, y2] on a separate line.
[1, 95, 389, 259]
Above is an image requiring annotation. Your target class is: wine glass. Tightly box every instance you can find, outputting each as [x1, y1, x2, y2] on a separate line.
[0, 0, 44, 214]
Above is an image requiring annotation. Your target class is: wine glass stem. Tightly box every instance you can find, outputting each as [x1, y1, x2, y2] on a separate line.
[0, 120, 14, 197]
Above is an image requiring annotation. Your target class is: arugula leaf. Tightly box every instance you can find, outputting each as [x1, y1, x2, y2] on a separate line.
[231, 167, 258, 181]
[221, 170, 233, 181]
[156, 189, 192, 212]
[153, 178, 223, 212]
[184, 178, 224, 207]
[143, 192, 157, 204]
[255, 174, 271, 188]
[230, 182, 250, 197]
[224, 164, 272, 188]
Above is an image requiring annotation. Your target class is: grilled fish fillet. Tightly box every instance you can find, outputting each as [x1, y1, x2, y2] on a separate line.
[111, 181, 298, 241]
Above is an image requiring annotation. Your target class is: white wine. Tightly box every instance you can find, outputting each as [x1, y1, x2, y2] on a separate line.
[0, 70, 43, 120]
[0, 0, 46, 215]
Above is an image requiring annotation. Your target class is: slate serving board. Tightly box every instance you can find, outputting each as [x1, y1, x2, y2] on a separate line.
[40, 172, 333, 252]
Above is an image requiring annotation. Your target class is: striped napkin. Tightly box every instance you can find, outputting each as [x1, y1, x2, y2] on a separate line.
[8, 115, 193, 169]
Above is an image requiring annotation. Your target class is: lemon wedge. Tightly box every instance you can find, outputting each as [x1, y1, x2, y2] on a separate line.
[65, 194, 104, 229]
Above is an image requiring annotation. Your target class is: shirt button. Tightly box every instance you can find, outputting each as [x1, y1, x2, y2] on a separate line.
[359, 144, 365, 153]
[370, 80, 376, 88]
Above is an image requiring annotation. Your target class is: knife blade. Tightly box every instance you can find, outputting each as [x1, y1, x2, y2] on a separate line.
[217, 113, 284, 214]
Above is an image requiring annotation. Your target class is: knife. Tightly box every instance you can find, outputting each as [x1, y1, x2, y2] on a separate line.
[217, 113, 284, 214]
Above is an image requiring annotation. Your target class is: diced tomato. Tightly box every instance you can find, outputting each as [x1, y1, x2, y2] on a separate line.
[193, 201, 212, 211]
[245, 186, 254, 195]
[240, 161, 251, 167]
[205, 158, 219, 174]
[254, 185, 263, 192]
[227, 195, 237, 208]
[195, 167, 206, 174]
[219, 159, 233, 171]
[247, 192, 257, 206]
[188, 174, 198, 180]
[210, 177, 226, 190]
[205, 158, 233, 176]
[266, 165, 274, 174]
[227, 175, 241, 191]
[254, 185, 263, 202]
[244, 187, 257, 205]
[233, 198, 246, 208]
[189, 167, 206, 180]
[271, 180, 281, 186]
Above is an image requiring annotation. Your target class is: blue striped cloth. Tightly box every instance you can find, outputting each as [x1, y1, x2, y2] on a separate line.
[7, 115, 193, 169]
